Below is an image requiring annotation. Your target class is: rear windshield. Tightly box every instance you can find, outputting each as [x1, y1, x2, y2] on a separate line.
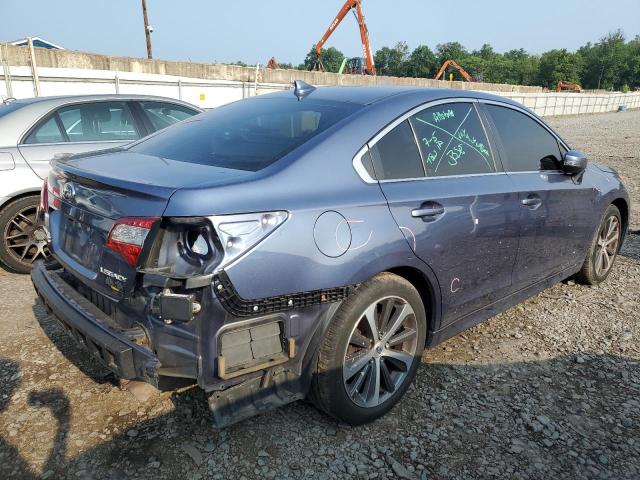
[129, 98, 360, 171]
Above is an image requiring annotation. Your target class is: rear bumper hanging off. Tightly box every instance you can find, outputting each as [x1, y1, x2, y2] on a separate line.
[31, 259, 160, 386]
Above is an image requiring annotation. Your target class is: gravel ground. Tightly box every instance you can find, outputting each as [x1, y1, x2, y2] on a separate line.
[1, 110, 639, 480]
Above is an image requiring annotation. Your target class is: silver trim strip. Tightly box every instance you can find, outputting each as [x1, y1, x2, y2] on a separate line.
[350, 97, 571, 184]
[379, 171, 508, 184]
[352, 145, 377, 184]
[367, 98, 478, 148]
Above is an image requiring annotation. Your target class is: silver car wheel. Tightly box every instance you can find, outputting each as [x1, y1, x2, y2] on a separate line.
[594, 215, 620, 277]
[343, 296, 419, 408]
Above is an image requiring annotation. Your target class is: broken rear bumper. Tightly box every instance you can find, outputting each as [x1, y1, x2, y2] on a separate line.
[31, 260, 160, 386]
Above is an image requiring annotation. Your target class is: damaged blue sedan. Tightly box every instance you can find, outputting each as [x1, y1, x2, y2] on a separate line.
[32, 82, 629, 427]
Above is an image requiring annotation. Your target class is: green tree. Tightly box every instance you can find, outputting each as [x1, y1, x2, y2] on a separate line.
[537, 49, 584, 89]
[503, 49, 539, 85]
[580, 31, 627, 90]
[374, 42, 409, 76]
[303, 45, 345, 73]
[435, 42, 468, 65]
[405, 45, 437, 78]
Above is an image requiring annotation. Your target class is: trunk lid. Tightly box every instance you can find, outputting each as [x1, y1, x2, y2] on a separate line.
[48, 150, 250, 297]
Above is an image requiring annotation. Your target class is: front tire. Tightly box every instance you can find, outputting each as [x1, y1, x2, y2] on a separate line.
[575, 204, 622, 285]
[0, 195, 49, 274]
[310, 273, 427, 425]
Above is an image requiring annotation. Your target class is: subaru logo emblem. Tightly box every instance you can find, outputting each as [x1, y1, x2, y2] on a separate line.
[62, 182, 76, 201]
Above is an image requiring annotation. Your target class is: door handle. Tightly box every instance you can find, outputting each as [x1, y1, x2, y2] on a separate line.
[521, 196, 542, 208]
[411, 206, 445, 218]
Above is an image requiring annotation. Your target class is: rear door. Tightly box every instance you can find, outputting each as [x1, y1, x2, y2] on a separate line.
[18, 100, 143, 179]
[481, 102, 596, 287]
[372, 100, 520, 324]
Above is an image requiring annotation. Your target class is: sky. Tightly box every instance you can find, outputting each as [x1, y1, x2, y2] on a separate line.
[3, 0, 640, 65]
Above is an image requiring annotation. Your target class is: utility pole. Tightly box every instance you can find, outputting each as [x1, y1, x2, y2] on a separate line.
[141, 0, 153, 59]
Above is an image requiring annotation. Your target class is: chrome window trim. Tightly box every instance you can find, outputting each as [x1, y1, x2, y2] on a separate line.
[352, 145, 377, 184]
[379, 171, 508, 184]
[351, 97, 571, 184]
[367, 97, 478, 148]
[18, 139, 128, 148]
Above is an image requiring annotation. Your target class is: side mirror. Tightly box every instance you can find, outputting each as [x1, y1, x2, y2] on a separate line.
[562, 150, 588, 175]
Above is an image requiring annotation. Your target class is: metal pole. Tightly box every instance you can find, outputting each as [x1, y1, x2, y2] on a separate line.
[27, 37, 41, 97]
[254, 64, 259, 97]
[141, 0, 153, 59]
[1, 43, 13, 98]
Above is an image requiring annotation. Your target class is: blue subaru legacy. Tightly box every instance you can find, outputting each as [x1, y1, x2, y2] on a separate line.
[32, 83, 629, 427]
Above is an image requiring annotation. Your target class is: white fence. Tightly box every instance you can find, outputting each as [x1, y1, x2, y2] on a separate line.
[501, 91, 640, 116]
[2, 64, 639, 116]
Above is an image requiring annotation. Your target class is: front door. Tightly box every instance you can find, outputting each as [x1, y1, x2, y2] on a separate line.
[482, 103, 597, 287]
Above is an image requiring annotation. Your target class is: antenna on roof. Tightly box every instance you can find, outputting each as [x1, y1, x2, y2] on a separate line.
[293, 80, 316, 101]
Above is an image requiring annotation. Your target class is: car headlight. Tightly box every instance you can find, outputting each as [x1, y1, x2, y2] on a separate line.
[209, 211, 288, 268]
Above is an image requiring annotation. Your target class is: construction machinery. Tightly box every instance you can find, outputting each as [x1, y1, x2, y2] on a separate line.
[556, 81, 582, 93]
[266, 57, 280, 69]
[434, 60, 475, 82]
[312, 0, 376, 75]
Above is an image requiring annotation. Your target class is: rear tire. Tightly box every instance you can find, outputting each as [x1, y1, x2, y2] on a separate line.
[0, 195, 49, 274]
[575, 204, 622, 285]
[310, 273, 427, 425]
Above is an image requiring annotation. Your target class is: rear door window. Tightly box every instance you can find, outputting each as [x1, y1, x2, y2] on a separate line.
[369, 120, 424, 180]
[485, 105, 562, 171]
[24, 116, 64, 144]
[57, 101, 140, 142]
[409, 102, 495, 177]
[139, 102, 199, 131]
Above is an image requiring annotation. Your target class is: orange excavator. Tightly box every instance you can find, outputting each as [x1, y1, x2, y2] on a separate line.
[434, 60, 475, 82]
[556, 81, 582, 93]
[313, 0, 376, 75]
[266, 57, 280, 69]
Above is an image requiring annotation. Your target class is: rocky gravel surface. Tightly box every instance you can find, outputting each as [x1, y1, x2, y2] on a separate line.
[1, 110, 639, 479]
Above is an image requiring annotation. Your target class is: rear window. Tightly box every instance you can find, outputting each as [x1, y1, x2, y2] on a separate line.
[129, 98, 360, 171]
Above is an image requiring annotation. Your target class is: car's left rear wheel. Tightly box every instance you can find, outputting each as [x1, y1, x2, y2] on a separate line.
[310, 273, 427, 425]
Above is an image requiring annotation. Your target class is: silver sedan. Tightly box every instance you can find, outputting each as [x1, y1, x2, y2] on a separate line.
[0, 94, 201, 272]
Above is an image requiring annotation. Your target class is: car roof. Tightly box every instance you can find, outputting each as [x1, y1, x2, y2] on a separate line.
[265, 84, 522, 108]
[4, 94, 202, 110]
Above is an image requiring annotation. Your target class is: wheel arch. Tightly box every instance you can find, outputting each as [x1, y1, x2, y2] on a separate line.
[385, 266, 441, 344]
[611, 197, 629, 247]
[0, 189, 41, 211]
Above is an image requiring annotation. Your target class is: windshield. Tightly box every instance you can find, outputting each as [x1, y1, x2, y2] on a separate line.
[130, 98, 360, 171]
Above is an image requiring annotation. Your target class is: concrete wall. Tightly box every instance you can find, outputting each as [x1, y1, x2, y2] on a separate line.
[2, 43, 639, 116]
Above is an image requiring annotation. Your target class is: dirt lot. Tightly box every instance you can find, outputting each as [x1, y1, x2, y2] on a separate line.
[1, 110, 639, 480]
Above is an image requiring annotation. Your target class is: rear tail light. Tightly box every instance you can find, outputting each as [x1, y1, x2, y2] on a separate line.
[106, 217, 159, 267]
[38, 179, 48, 213]
[210, 211, 288, 268]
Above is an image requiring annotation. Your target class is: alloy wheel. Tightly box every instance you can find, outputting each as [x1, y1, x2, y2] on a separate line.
[594, 215, 620, 277]
[4, 205, 49, 267]
[343, 296, 419, 408]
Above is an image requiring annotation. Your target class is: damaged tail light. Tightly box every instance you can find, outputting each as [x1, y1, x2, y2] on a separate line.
[106, 217, 159, 267]
[210, 211, 288, 268]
